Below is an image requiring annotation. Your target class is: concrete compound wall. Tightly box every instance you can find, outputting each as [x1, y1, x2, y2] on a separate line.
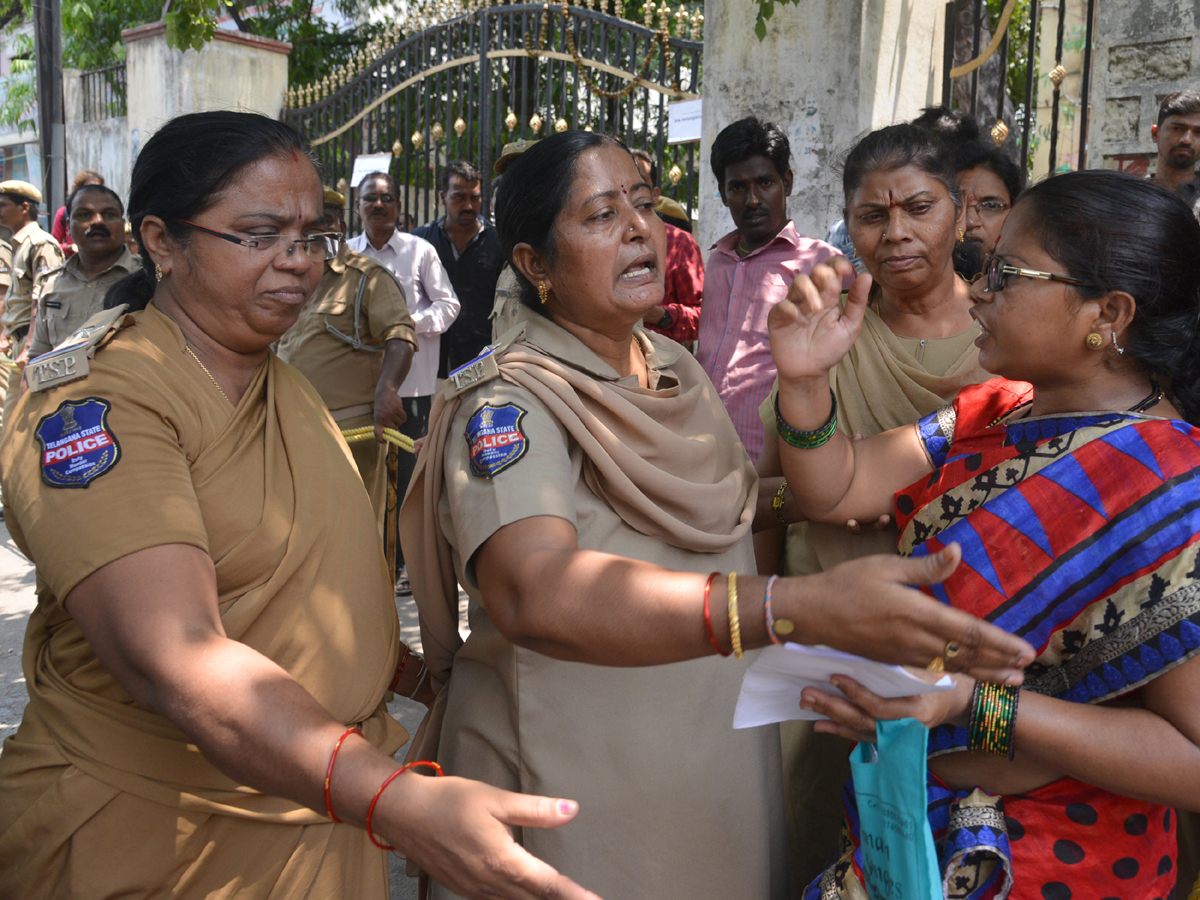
[698, 0, 946, 252]
[62, 25, 291, 203]
[123, 24, 291, 160]
[1087, 0, 1200, 176]
[63, 68, 132, 198]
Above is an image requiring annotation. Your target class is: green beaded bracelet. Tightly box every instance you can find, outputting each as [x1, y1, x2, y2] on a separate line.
[775, 389, 838, 450]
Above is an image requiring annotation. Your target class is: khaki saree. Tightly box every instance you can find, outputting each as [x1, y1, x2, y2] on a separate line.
[0, 303, 407, 898]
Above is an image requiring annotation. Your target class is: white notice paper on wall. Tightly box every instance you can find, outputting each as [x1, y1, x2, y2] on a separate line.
[349, 154, 394, 192]
[732, 643, 954, 729]
[667, 98, 703, 144]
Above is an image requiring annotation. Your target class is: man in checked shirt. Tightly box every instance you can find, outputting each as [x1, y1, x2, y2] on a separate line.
[695, 117, 848, 461]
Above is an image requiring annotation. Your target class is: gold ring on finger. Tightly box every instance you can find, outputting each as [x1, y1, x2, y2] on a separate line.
[926, 656, 945, 672]
[944, 640, 962, 659]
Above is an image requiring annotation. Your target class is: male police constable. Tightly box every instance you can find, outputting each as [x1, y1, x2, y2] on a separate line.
[276, 188, 417, 538]
[0, 180, 63, 423]
[29, 184, 135, 358]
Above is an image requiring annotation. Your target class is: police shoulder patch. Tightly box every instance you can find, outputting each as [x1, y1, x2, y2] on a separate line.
[465, 402, 529, 478]
[36, 397, 121, 488]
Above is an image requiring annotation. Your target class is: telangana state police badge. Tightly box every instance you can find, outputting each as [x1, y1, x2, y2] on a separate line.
[36, 397, 121, 488]
[466, 402, 528, 478]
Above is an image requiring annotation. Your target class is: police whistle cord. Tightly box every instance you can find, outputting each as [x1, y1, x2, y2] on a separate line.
[340, 425, 416, 454]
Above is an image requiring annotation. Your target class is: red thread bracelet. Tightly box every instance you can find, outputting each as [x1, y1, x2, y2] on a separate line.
[702, 572, 729, 656]
[388, 644, 412, 693]
[324, 726, 362, 823]
[366, 760, 445, 850]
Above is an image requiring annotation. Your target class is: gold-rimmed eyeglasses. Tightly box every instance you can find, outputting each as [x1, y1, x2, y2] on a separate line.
[964, 200, 1012, 217]
[972, 254, 1091, 293]
[174, 219, 343, 261]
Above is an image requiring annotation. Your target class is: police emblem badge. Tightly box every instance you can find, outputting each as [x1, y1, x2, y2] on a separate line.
[466, 402, 528, 478]
[36, 397, 121, 488]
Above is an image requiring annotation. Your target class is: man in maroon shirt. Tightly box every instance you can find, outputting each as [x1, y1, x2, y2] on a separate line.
[630, 148, 705, 344]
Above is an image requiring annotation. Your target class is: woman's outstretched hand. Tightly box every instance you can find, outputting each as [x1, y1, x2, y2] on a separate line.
[796, 543, 1035, 685]
[768, 256, 872, 383]
[383, 775, 603, 900]
[801, 670, 976, 744]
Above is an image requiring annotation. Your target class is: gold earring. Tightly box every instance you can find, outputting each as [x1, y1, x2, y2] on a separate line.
[154, 263, 163, 282]
[538, 282, 549, 305]
[957, 229, 965, 242]
[1086, 332, 1104, 349]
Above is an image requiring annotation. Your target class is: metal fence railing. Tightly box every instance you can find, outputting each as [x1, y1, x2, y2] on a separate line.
[81, 63, 127, 122]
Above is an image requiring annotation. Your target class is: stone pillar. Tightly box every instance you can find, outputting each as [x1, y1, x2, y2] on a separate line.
[121, 23, 292, 153]
[1086, 0, 1200, 175]
[698, 0, 947, 252]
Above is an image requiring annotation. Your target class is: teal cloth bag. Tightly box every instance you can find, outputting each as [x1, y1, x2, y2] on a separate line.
[849, 717, 941, 900]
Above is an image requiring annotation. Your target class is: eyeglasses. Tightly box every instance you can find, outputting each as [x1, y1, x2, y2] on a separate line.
[964, 200, 1012, 217]
[973, 254, 1091, 293]
[360, 193, 397, 206]
[174, 219, 343, 261]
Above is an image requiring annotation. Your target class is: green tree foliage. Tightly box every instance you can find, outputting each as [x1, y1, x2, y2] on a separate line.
[0, 29, 36, 129]
[753, 0, 799, 41]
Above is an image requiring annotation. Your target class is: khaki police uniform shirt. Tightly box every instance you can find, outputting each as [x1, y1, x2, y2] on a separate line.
[2, 220, 63, 339]
[29, 247, 137, 358]
[0, 237, 11, 296]
[426, 314, 786, 900]
[276, 246, 417, 413]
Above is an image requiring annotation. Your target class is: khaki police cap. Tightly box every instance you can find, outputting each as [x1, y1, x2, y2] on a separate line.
[324, 187, 346, 207]
[0, 180, 41, 203]
[493, 139, 540, 175]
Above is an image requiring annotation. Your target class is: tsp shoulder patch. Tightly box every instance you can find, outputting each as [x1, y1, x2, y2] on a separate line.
[36, 397, 121, 488]
[466, 402, 529, 478]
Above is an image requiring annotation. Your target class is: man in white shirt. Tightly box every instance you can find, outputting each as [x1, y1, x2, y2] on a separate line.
[348, 171, 459, 580]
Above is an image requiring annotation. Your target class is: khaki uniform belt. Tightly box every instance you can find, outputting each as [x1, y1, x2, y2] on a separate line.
[330, 403, 374, 423]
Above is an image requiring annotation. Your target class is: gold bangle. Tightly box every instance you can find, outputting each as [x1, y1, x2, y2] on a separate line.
[772, 480, 789, 526]
[727, 572, 744, 659]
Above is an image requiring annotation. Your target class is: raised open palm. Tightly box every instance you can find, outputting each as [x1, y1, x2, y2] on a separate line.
[768, 256, 873, 382]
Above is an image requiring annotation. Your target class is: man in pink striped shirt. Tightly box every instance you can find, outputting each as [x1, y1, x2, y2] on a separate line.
[696, 117, 847, 461]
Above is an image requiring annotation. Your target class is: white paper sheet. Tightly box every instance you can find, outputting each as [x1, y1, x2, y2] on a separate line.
[667, 98, 702, 144]
[732, 643, 954, 729]
[349, 154, 394, 192]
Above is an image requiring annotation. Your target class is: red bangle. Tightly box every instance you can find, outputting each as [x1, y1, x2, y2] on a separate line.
[324, 726, 362, 823]
[702, 572, 729, 656]
[366, 760, 445, 850]
[388, 644, 412, 693]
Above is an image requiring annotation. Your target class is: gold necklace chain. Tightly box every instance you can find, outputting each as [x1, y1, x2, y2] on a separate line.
[185, 345, 232, 404]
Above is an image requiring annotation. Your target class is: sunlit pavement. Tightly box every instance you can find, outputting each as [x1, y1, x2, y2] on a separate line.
[0, 519, 468, 900]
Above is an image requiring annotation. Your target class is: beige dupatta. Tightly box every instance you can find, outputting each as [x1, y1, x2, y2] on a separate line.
[784, 305, 988, 574]
[399, 324, 757, 758]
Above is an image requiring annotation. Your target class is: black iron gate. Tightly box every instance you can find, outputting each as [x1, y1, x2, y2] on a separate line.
[283, 3, 702, 231]
[941, 0, 1097, 175]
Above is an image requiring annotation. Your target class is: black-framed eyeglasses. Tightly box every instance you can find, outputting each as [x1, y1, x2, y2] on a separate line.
[175, 219, 343, 261]
[972, 254, 1091, 293]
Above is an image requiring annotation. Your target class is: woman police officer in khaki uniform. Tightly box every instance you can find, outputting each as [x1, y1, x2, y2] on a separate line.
[0, 111, 601, 900]
[402, 131, 1034, 900]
